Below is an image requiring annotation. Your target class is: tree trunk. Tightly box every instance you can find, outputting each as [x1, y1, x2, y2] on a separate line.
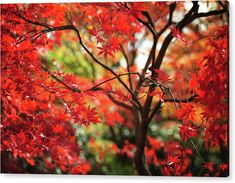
[134, 110, 151, 175]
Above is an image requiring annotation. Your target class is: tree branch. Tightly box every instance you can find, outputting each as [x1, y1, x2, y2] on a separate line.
[106, 93, 134, 112]
[14, 13, 142, 110]
[148, 100, 162, 124]
[120, 45, 133, 90]
[87, 72, 140, 92]
[158, 2, 176, 37]
[154, 2, 200, 70]
[143, 3, 227, 124]
[71, 25, 142, 110]
[164, 94, 198, 103]
[41, 65, 80, 92]
[142, 11, 156, 33]
[139, 2, 200, 139]
[42, 64, 134, 112]
[195, 9, 227, 19]
[119, 2, 157, 37]
[160, 85, 205, 164]
[13, 12, 51, 29]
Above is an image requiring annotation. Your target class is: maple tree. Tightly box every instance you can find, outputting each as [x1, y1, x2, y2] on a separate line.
[1, 1, 229, 176]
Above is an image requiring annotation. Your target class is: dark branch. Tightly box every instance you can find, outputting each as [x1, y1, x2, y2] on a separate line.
[147, 100, 162, 124]
[119, 2, 157, 37]
[87, 72, 140, 92]
[42, 65, 134, 112]
[13, 12, 51, 29]
[195, 9, 227, 19]
[71, 26, 142, 109]
[141, 2, 200, 127]
[142, 11, 155, 31]
[154, 2, 200, 69]
[106, 93, 134, 112]
[14, 13, 142, 110]
[164, 94, 198, 103]
[120, 45, 134, 90]
[41, 65, 80, 92]
[158, 2, 176, 36]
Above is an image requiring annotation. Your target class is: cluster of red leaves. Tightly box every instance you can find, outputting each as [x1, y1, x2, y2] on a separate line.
[67, 103, 100, 126]
[70, 162, 91, 175]
[144, 135, 194, 176]
[145, 136, 163, 166]
[79, 3, 145, 57]
[175, 103, 198, 142]
[204, 123, 227, 149]
[106, 110, 124, 126]
[78, 2, 171, 58]
[176, 103, 196, 123]
[173, 26, 228, 151]
[1, 2, 229, 176]
[178, 124, 197, 142]
[188, 25, 228, 148]
[1, 5, 101, 174]
[203, 162, 228, 176]
[85, 88, 133, 128]
[119, 140, 136, 159]
[161, 142, 193, 176]
[189, 26, 228, 120]
[151, 69, 171, 83]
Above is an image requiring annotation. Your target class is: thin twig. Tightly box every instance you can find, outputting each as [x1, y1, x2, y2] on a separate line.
[158, 2, 176, 37]
[120, 45, 133, 90]
[148, 100, 162, 124]
[87, 72, 140, 92]
[14, 13, 142, 110]
[164, 94, 198, 103]
[42, 65, 134, 112]
[41, 66, 80, 92]
[158, 83, 205, 164]
[71, 25, 142, 110]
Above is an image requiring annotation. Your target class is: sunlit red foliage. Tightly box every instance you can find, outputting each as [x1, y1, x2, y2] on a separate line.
[1, 1, 228, 176]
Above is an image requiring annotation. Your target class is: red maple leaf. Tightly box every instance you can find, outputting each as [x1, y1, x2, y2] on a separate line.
[219, 163, 228, 172]
[147, 135, 162, 150]
[53, 124, 63, 133]
[176, 103, 196, 123]
[167, 154, 181, 165]
[179, 124, 197, 142]
[129, 2, 147, 18]
[173, 163, 182, 176]
[162, 165, 171, 176]
[97, 45, 115, 58]
[88, 27, 99, 37]
[70, 162, 91, 175]
[149, 68, 171, 83]
[203, 162, 214, 172]
[171, 27, 189, 44]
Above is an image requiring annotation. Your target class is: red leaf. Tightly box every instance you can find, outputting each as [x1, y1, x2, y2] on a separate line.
[26, 158, 36, 166]
[147, 135, 162, 150]
[176, 103, 196, 123]
[219, 163, 228, 172]
[149, 68, 171, 83]
[88, 27, 99, 36]
[53, 124, 63, 133]
[203, 162, 214, 172]
[171, 27, 189, 44]
[167, 154, 181, 165]
[179, 124, 197, 142]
